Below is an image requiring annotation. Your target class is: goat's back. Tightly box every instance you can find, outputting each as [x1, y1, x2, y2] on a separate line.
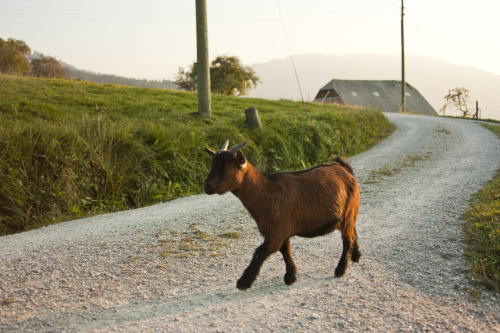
[258, 162, 359, 236]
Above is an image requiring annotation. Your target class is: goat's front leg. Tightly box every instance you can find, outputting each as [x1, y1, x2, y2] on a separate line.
[237, 239, 280, 290]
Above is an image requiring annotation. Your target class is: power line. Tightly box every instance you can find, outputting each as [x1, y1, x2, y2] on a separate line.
[406, 17, 478, 101]
[275, 0, 307, 116]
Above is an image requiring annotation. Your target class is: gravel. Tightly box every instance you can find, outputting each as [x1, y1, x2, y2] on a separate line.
[1, 113, 499, 332]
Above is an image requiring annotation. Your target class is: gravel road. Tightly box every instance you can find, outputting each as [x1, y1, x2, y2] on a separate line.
[1, 113, 499, 332]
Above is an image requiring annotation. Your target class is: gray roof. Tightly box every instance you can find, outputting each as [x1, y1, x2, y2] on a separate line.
[314, 79, 437, 115]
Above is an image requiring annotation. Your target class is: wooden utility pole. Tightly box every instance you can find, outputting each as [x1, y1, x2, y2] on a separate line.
[401, 0, 406, 112]
[196, 0, 211, 118]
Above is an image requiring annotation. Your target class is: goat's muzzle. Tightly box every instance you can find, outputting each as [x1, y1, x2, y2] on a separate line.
[203, 180, 216, 195]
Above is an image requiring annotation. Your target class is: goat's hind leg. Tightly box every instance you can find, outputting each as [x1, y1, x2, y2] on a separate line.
[280, 238, 297, 285]
[335, 235, 353, 277]
[351, 228, 361, 263]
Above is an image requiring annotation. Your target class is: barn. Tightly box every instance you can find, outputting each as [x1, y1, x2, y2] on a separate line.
[314, 79, 437, 115]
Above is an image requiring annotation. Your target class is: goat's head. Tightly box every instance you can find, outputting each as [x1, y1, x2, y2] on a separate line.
[204, 140, 247, 195]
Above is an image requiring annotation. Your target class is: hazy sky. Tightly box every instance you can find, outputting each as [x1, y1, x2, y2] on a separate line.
[0, 0, 498, 82]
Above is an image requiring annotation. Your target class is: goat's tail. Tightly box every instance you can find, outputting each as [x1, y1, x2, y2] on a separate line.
[331, 155, 354, 176]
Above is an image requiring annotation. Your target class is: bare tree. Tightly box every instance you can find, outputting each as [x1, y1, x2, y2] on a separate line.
[440, 87, 473, 117]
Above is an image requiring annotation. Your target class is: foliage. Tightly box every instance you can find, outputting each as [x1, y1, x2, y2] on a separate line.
[440, 87, 476, 118]
[0, 39, 177, 88]
[64, 61, 177, 89]
[462, 124, 500, 292]
[0, 74, 394, 235]
[210, 55, 260, 96]
[175, 64, 198, 91]
[0, 38, 31, 76]
[175, 55, 260, 96]
[31, 54, 69, 79]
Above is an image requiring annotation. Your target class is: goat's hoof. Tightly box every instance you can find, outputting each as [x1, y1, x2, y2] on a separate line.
[334, 266, 346, 278]
[284, 273, 297, 285]
[351, 250, 361, 262]
[236, 277, 252, 290]
[237, 285, 250, 291]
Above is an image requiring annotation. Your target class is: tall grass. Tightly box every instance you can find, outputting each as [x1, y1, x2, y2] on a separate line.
[0, 75, 394, 235]
[462, 124, 500, 292]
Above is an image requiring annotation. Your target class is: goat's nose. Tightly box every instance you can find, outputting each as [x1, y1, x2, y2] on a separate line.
[204, 180, 216, 194]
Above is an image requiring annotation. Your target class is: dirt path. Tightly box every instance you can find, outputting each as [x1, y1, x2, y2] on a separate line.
[1, 113, 499, 332]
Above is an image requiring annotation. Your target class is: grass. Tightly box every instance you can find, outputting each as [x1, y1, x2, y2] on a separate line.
[0, 74, 394, 235]
[462, 124, 500, 293]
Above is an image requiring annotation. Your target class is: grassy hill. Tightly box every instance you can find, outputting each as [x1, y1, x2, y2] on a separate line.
[0, 74, 394, 235]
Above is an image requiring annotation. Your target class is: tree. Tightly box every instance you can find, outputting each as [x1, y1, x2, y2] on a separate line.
[31, 54, 69, 79]
[0, 38, 31, 76]
[210, 55, 260, 96]
[440, 87, 474, 117]
[175, 55, 260, 96]
[175, 63, 198, 91]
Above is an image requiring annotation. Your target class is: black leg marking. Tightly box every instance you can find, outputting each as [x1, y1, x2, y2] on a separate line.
[335, 237, 352, 277]
[351, 229, 361, 263]
[237, 241, 270, 290]
[280, 239, 297, 285]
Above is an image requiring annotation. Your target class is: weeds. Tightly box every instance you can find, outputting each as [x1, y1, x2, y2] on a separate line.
[221, 231, 241, 239]
[367, 153, 429, 183]
[155, 223, 238, 258]
[462, 124, 500, 293]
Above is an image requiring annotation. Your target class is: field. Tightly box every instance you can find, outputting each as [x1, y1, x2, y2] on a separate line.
[0, 74, 394, 235]
[463, 124, 500, 292]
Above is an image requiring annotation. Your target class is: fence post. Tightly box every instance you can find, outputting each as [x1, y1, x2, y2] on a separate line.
[245, 107, 262, 131]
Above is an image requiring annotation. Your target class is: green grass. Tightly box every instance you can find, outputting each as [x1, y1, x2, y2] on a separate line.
[462, 124, 500, 293]
[0, 74, 394, 235]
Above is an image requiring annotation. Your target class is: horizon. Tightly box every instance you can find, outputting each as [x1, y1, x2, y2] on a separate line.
[2, 0, 499, 119]
[1, 0, 499, 80]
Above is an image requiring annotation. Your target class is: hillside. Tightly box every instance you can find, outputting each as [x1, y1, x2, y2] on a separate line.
[249, 54, 500, 120]
[0, 74, 394, 235]
[63, 63, 178, 90]
[31, 51, 178, 90]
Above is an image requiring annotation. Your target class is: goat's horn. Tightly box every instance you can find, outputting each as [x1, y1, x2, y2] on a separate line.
[229, 142, 247, 153]
[221, 140, 229, 151]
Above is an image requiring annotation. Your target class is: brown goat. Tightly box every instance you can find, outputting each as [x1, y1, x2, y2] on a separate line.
[204, 140, 361, 290]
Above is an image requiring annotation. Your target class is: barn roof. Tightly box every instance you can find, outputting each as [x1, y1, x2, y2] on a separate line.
[314, 79, 437, 115]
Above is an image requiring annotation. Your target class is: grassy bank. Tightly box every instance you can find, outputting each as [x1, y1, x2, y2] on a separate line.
[462, 124, 500, 293]
[0, 74, 394, 235]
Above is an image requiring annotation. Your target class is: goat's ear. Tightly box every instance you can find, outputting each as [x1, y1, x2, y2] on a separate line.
[236, 150, 246, 167]
[205, 147, 216, 157]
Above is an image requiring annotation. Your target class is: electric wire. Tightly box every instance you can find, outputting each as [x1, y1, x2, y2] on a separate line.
[275, 0, 307, 115]
[406, 17, 478, 102]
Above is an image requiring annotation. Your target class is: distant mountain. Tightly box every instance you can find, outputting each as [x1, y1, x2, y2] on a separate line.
[248, 54, 500, 120]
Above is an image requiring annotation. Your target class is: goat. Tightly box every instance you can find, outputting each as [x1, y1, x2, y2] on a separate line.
[204, 140, 361, 290]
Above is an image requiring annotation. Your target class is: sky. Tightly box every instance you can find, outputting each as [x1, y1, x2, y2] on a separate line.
[0, 0, 499, 82]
